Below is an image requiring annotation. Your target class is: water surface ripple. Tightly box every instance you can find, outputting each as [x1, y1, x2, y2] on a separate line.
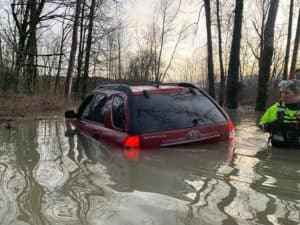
[0, 112, 299, 225]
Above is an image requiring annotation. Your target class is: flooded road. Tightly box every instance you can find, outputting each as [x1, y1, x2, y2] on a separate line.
[0, 111, 299, 225]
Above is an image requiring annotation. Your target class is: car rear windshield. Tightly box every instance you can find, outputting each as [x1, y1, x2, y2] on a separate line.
[134, 90, 227, 133]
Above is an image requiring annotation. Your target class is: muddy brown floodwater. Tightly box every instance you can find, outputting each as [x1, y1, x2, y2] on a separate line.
[0, 111, 299, 225]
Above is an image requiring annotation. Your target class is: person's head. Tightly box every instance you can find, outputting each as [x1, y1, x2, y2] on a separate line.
[278, 80, 300, 104]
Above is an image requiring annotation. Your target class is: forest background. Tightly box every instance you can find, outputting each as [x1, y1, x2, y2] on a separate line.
[0, 0, 299, 119]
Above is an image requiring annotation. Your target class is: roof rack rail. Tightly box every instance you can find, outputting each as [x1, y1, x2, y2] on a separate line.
[96, 84, 133, 96]
[162, 82, 199, 90]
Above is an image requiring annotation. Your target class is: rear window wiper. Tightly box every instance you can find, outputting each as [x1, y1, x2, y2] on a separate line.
[189, 87, 196, 95]
[143, 90, 150, 98]
[193, 108, 214, 125]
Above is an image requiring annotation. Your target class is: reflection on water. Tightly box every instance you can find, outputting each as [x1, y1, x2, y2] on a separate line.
[0, 112, 299, 225]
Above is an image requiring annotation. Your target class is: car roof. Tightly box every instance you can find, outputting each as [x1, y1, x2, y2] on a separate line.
[129, 85, 188, 95]
[92, 83, 199, 96]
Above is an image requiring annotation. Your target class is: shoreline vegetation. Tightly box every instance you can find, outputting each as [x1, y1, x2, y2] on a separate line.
[0, 94, 79, 123]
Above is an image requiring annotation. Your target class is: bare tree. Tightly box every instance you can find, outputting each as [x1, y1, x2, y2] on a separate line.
[161, 25, 189, 82]
[155, 0, 181, 83]
[270, 25, 286, 83]
[64, 0, 82, 98]
[74, 0, 87, 98]
[155, 0, 169, 83]
[11, 0, 31, 91]
[225, 0, 244, 109]
[124, 23, 158, 82]
[82, 0, 96, 98]
[290, 9, 300, 75]
[11, 0, 47, 93]
[117, 27, 122, 80]
[179, 51, 204, 84]
[247, 0, 268, 74]
[11, 0, 61, 93]
[41, 41, 57, 92]
[283, 0, 294, 79]
[204, 0, 215, 98]
[0, 38, 3, 67]
[216, 0, 225, 106]
[55, 8, 71, 93]
[255, 0, 279, 111]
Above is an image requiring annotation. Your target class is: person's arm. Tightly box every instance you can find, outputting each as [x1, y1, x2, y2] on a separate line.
[259, 103, 284, 133]
[262, 121, 282, 132]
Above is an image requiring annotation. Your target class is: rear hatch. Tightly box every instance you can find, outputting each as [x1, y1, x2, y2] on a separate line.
[140, 123, 229, 147]
[133, 88, 231, 148]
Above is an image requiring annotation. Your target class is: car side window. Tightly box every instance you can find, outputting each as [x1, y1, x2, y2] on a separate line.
[112, 95, 126, 130]
[80, 95, 94, 119]
[89, 94, 107, 124]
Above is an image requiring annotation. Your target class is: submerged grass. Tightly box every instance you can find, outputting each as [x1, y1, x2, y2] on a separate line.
[0, 94, 79, 121]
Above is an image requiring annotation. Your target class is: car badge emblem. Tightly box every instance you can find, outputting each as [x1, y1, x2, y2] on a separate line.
[187, 130, 200, 139]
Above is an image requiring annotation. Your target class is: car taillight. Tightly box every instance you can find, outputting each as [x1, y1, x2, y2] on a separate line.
[123, 135, 140, 148]
[228, 120, 235, 142]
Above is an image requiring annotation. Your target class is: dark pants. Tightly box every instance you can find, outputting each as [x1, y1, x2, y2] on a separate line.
[271, 130, 300, 148]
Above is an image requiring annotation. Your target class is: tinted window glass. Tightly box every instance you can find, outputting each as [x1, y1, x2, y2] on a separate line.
[89, 94, 107, 124]
[135, 91, 227, 133]
[81, 96, 94, 119]
[112, 95, 126, 129]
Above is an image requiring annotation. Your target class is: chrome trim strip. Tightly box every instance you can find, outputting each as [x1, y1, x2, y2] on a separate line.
[160, 133, 220, 147]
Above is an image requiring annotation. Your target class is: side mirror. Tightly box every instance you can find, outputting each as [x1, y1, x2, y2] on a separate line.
[65, 129, 77, 137]
[65, 110, 77, 118]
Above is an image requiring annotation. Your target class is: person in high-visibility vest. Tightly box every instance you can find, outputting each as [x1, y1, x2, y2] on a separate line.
[259, 79, 300, 147]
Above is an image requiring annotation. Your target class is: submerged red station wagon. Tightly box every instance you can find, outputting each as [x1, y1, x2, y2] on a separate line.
[65, 83, 234, 148]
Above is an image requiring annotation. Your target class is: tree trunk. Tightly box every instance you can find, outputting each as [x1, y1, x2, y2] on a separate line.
[283, 0, 294, 79]
[55, 40, 64, 93]
[156, 6, 166, 83]
[82, 0, 96, 98]
[225, 0, 244, 109]
[118, 32, 122, 80]
[11, 1, 30, 92]
[54, 14, 67, 93]
[26, 27, 38, 93]
[26, 0, 40, 94]
[216, 0, 225, 106]
[145, 32, 154, 81]
[290, 9, 300, 76]
[0, 38, 3, 67]
[255, 0, 279, 111]
[11, 0, 46, 93]
[64, 0, 82, 98]
[204, 0, 215, 98]
[74, 0, 86, 99]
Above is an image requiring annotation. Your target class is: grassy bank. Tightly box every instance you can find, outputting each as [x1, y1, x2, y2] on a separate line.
[0, 94, 79, 121]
